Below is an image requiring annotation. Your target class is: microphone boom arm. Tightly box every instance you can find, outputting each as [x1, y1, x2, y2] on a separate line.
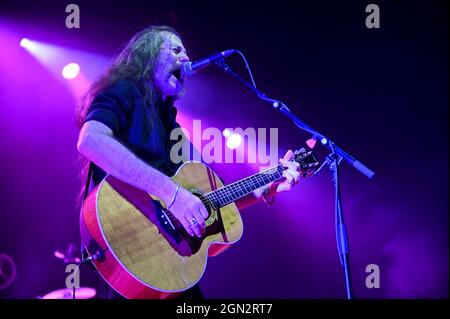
[214, 58, 376, 300]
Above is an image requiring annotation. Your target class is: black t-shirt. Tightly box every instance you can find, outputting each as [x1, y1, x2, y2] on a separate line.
[83, 79, 205, 299]
[84, 78, 183, 186]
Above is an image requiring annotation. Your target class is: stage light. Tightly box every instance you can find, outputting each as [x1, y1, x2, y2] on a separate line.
[62, 62, 80, 79]
[20, 38, 30, 48]
[226, 133, 242, 149]
[222, 128, 231, 137]
[16, 37, 106, 98]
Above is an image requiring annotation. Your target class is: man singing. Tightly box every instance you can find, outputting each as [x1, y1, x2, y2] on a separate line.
[76, 25, 301, 299]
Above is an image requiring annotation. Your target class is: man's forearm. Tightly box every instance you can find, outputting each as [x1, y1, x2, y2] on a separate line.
[78, 131, 177, 203]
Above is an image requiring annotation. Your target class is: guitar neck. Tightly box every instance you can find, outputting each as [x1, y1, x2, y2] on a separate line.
[203, 164, 286, 209]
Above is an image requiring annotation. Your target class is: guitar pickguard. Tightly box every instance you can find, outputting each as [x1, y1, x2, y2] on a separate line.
[153, 195, 225, 257]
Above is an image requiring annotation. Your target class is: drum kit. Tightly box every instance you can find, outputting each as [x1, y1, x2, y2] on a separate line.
[39, 243, 97, 299]
[41, 287, 96, 299]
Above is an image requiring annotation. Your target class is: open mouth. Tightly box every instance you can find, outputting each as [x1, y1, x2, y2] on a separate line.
[172, 68, 184, 84]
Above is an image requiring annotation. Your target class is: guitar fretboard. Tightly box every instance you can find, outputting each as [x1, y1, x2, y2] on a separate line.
[202, 164, 286, 209]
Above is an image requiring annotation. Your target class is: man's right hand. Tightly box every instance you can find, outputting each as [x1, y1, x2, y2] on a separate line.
[168, 186, 209, 237]
[78, 121, 209, 237]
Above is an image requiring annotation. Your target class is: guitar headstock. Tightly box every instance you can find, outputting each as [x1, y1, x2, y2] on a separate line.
[292, 148, 320, 177]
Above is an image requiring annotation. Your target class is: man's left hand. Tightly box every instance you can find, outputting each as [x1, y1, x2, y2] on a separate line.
[268, 149, 301, 196]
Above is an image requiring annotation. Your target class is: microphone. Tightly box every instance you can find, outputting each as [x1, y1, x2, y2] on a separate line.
[181, 49, 236, 76]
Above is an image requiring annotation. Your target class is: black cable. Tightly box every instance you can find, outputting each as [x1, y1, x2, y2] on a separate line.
[234, 50, 257, 89]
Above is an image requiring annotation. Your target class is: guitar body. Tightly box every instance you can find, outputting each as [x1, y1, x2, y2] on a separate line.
[80, 161, 243, 299]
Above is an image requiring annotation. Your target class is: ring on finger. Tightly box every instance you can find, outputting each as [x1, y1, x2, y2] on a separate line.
[189, 217, 198, 226]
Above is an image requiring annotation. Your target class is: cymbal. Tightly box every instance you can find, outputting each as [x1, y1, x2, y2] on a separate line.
[42, 287, 96, 299]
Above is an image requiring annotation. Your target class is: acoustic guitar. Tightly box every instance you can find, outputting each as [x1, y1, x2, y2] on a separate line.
[80, 148, 319, 299]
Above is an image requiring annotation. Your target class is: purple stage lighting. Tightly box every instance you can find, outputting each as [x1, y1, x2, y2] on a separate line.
[20, 38, 30, 48]
[222, 128, 231, 137]
[62, 63, 80, 79]
[226, 133, 242, 149]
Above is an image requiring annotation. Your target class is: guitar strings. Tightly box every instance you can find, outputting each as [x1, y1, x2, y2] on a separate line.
[199, 164, 285, 208]
[200, 154, 315, 207]
[169, 165, 284, 218]
[167, 155, 312, 213]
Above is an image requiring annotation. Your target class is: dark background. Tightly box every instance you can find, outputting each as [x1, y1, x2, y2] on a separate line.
[0, 0, 448, 298]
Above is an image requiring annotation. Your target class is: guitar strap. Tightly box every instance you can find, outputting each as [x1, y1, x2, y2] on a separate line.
[83, 161, 94, 201]
[206, 167, 228, 242]
[80, 162, 94, 265]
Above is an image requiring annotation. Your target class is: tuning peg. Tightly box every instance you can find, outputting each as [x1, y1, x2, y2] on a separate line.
[294, 148, 306, 155]
[306, 138, 317, 149]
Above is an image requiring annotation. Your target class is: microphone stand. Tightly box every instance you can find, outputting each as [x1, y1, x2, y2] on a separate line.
[215, 60, 375, 299]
